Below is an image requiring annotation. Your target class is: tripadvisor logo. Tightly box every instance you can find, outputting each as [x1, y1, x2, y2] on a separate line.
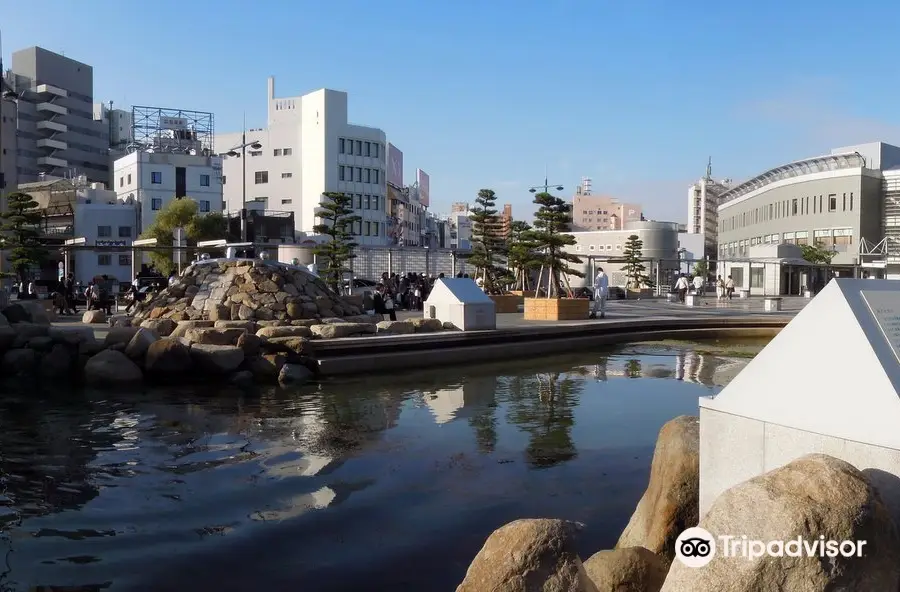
[675, 527, 868, 568]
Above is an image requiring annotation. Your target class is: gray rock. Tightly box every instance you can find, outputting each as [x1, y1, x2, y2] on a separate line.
[189, 343, 245, 374]
[584, 547, 668, 592]
[278, 363, 314, 386]
[376, 320, 415, 334]
[84, 349, 143, 386]
[26, 336, 54, 352]
[40, 343, 75, 379]
[229, 370, 255, 387]
[256, 325, 312, 339]
[125, 327, 160, 360]
[140, 318, 177, 337]
[82, 309, 107, 324]
[104, 326, 141, 348]
[1, 348, 37, 377]
[309, 322, 377, 339]
[144, 339, 193, 376]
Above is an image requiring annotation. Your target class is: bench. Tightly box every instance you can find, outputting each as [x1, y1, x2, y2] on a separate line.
[764, 297, 783, 312]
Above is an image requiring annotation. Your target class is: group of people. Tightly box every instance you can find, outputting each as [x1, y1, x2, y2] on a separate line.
[372, 271, 450, 320]
[672, 273, 736, 302]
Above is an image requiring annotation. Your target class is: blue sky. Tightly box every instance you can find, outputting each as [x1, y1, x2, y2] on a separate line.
[4, 0, 900, 223]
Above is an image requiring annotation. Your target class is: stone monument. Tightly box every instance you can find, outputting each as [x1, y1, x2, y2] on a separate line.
[700, 278, 900, 524]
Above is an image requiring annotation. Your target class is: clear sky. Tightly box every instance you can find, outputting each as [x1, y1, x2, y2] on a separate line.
[3, 0, 900, 223]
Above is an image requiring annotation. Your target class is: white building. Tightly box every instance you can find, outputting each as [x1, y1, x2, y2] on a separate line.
[112, 151, 223, 233]
[72, 185, 138, 283]
[687, 164, 731, 260]
[447, 212, 472, 250]
[216, 77, 390, 245]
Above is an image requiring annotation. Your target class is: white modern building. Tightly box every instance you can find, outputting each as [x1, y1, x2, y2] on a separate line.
[216, 77, 390, 245]
[447, 212, 472, 250]
[687, 162, 732, 261]
[112, 151, 223, 233]
[73, 187, 137, 283]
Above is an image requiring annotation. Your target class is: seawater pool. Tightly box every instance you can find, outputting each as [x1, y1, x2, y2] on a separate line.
[0, 338, 767, 592]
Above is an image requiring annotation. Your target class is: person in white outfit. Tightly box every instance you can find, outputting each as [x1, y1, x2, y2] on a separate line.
[692, 274, 705, 296]
[590, 267, 609, 319]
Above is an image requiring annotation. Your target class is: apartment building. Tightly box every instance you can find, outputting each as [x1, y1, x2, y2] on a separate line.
[217, 77, 389, 245]
[5, 47, 110, 184]
[570, 178, 642, 231]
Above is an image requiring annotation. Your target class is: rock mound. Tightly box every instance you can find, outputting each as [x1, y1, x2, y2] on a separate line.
[133, 259, 362, 323]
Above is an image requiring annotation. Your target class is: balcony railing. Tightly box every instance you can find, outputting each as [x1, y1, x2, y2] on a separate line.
[37, 156, 67, 168]
[37, 120, 67, 134]
[35, 83, 67, 98]
[37, 138, 67, 151]
[36, 102, 67, 116]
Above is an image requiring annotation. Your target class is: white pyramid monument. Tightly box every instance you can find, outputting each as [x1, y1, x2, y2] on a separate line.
[700, 278, 900, 521]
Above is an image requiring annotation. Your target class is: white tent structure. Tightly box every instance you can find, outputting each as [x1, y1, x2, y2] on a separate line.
[424, 278, 496, 331]
[700, 278, 900, 523]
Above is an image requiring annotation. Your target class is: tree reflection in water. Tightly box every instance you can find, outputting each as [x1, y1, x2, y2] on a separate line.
[504, 372, 582, 468]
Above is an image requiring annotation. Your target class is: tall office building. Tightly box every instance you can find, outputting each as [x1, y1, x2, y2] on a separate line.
[5, 47, 110, 184]
[687, 160, 731, 260]
[0, 71, 17, 208]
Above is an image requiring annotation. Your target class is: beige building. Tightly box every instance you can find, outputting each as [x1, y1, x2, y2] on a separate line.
[571, 178, 642, 231]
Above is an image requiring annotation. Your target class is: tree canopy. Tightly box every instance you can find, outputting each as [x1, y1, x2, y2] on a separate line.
[139, 198, 225, 275]
[468, 188, 507, 293]
[0, 192, 47, 282]
[507, 220, 540, 291]
[800, 242, 837, 265]
[622, 234, 652, 289]
[528, 192, 582, 297]
[312, 192, 360, 293]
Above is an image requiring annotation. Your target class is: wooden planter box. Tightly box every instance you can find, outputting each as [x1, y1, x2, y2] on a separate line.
[510, 290, 536, 298]
[523, 297, 590, 321]
[490, 294, 522, 313]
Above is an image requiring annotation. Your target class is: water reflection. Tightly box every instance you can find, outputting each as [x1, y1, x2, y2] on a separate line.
[0, 339, 763, 592]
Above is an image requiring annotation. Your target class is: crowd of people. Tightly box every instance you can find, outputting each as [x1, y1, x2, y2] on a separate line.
[672, 273, 736, 303]
[372, 271, 458, 320]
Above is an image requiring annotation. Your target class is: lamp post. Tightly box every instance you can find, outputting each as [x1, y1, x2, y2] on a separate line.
[226, 131, 262, 242]
[527, 176, 565, 194]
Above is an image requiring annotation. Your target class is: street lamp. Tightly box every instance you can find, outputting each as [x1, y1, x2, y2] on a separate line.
[528, 176, 564, 194]
[225, 131, 262, 242]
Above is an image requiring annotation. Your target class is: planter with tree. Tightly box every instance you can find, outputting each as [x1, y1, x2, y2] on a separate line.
[469, 189, 518, 312]
[507, 220, 540, 299]
[523, 192, 587, 321]
[312, 192, 361, 297]
[622, 234, 653, 298]
[1, 191, 48, 288]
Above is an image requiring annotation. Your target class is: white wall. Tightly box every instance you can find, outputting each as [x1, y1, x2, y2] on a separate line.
[73, 196, 137, 284]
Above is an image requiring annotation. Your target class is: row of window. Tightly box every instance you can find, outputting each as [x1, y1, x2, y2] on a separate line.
[140, 171, 211, 186]
[147, 198, 210, 212]
[339, 166, 381, 184]
[574, 243, 624, 253]
[339, 138, 382, 159]
[718, 227, 854, 255]
[348, 193, 381, 211]
[351, 220, 382, 237]
[97, 225, 133, 238]
[97, 254, 131, 266]
[720, 192, 855, 233]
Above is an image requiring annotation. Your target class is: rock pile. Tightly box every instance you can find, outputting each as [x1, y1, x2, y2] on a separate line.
[133, 259, 363, 322]
[454, 417, 900, 591]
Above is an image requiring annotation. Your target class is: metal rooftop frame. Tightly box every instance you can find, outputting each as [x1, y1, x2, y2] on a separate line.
[719, 152, 867, 207]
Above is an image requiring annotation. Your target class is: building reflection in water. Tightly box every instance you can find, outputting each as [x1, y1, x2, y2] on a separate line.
[422, 376, 499, 452]
[674, 351, 748, 387]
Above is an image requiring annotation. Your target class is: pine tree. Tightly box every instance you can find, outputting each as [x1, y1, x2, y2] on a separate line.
[506, 220, 540, 290]
[313, 192, 360, 293]
[622, 234, 651, 290]
[468, 189, 506, 293]
[0, 192, 47, 283]
[527, 192, 583, 297]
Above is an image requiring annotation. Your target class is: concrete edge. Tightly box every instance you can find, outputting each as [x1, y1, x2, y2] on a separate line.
[316, 324, 785, 377]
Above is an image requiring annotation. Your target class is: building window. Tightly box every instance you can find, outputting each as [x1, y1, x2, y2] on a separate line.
[339, 138, 346, 154]
[339, 166, 346, 181]
[364, 221, 371, 236]
[283, 148, 292, 156]
[828, 194, 837, 212]
[365, 142, 371, 157]
[200, 174, 210, 187]
[750, 267, 764, 289]
[98, 254, 112, 266]
[373, 143, 380, 159]
[354, 194, 362, 209]
[352, 167, 360, 182]
[151, 171, 162, 184]
[119, 176, 124, 187]
[374, 170, 380, 184]
[250, 150, 262, 157]
[372, 195, 379, 210]
[843, 192, 847, 211]
[119, 254, 131, 266]
[222, 176, 226, 185]
[850, 192, 854, 211]
[834, 228, 853, 246]
[127, 173, 132, 184]
[364, 194, 371, 209]
[255, 171, 269, 184]
[355, 140, 362, 155]
[118, 226, 132, 238]
[199, 200, 210, 212]
[274, 149, 282, 156]
[280, 172, 292, 179]
[97, 225, 111, 237]
[795, 231, 809, 245]
[366, 169, 372, 183]
[281, 199, 292, 205]
[791, 199, 798, 215]
[151, 198, 162, 210]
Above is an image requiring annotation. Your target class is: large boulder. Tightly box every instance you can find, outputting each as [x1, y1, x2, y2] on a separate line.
[247, 353, 285, 383]
[140, 318, 177, 337]
[278, 363, 314, 386]
[144, 339, 193, 376]
[105, 326, 141, 348]
[411, 318, 444, 333]
[40, 343, 76, 379]
[617, 416, 698, 561]
[1, 348, 37, 378]
[256, 325, 312, 339]
[169, 320, 215, 339]
[661, 454, 900, 591]
[583, 547, 668, 592]
[456, 519, 598, 592]
[84, 349, 143, 386]
[125, 327, 159, 360]
[4, 301, 52, 325]
[376, 320, 415, 335]
[309, 322, 376, 339]
[82, 309, 107, 324]
[184, 327, 246, 346]
[1, 303, 28, 324]
[189, 343, 245, 374]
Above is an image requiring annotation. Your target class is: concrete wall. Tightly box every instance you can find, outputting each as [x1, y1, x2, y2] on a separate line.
[717, 168, 882, 266]
[0, 96, 17, 202]
[73, 199, 137, 284]
[701, 407, 900, 527]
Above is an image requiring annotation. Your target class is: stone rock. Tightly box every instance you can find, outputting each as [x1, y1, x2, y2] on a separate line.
[411, 318, 444, 333]
[457, 519, 597, 592]
[140, 318, 177, 337]
[144, 339, 193, 376]
[235, 333, 262, 357]
[229, 370, 255, 387]
[265, 336, 312, 355]
[107, 314, 132, 327]
[209, 304, 231, 321]
[1, 348, 37, 377]
[0, 327, 15, 351]
[247, 354, 285, 383]
[125, 327, 160, 360]
[7, 301, 53, 325]
[49, 326, 95, 345]
[256, 325, 312, 339]
[278, 363, 314, 386]
[214, 320, 257, 331]
[189, 343, 245, 374]
[617, 415, 698, 561]
[82, 309, 107, 324]
[184, 327, 246, 346]
[40, 343, 75, 379]
[376, 320, 415, 334]
[309, 323, 377, 339]
[1, 303, 29, 324]
[660, 454, 900, 592]
[443, 321, 459, 330]
[84, 349, 143, 386]
[79, 338, 104, 356]
[583, 547, 668, 592]
[105, 326, 141, 348]
[170, 320, 215, 339]
[26, 336, 54, 352]
[237, 304, 254, 320]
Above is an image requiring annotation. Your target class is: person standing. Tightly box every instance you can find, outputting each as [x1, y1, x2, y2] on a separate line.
[725, 275, 735, 300]
[692, 274, 705, 296]
[674, 274, 690, 303]
[715, 275, 725, 300]
[590, 267, 609, 319]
